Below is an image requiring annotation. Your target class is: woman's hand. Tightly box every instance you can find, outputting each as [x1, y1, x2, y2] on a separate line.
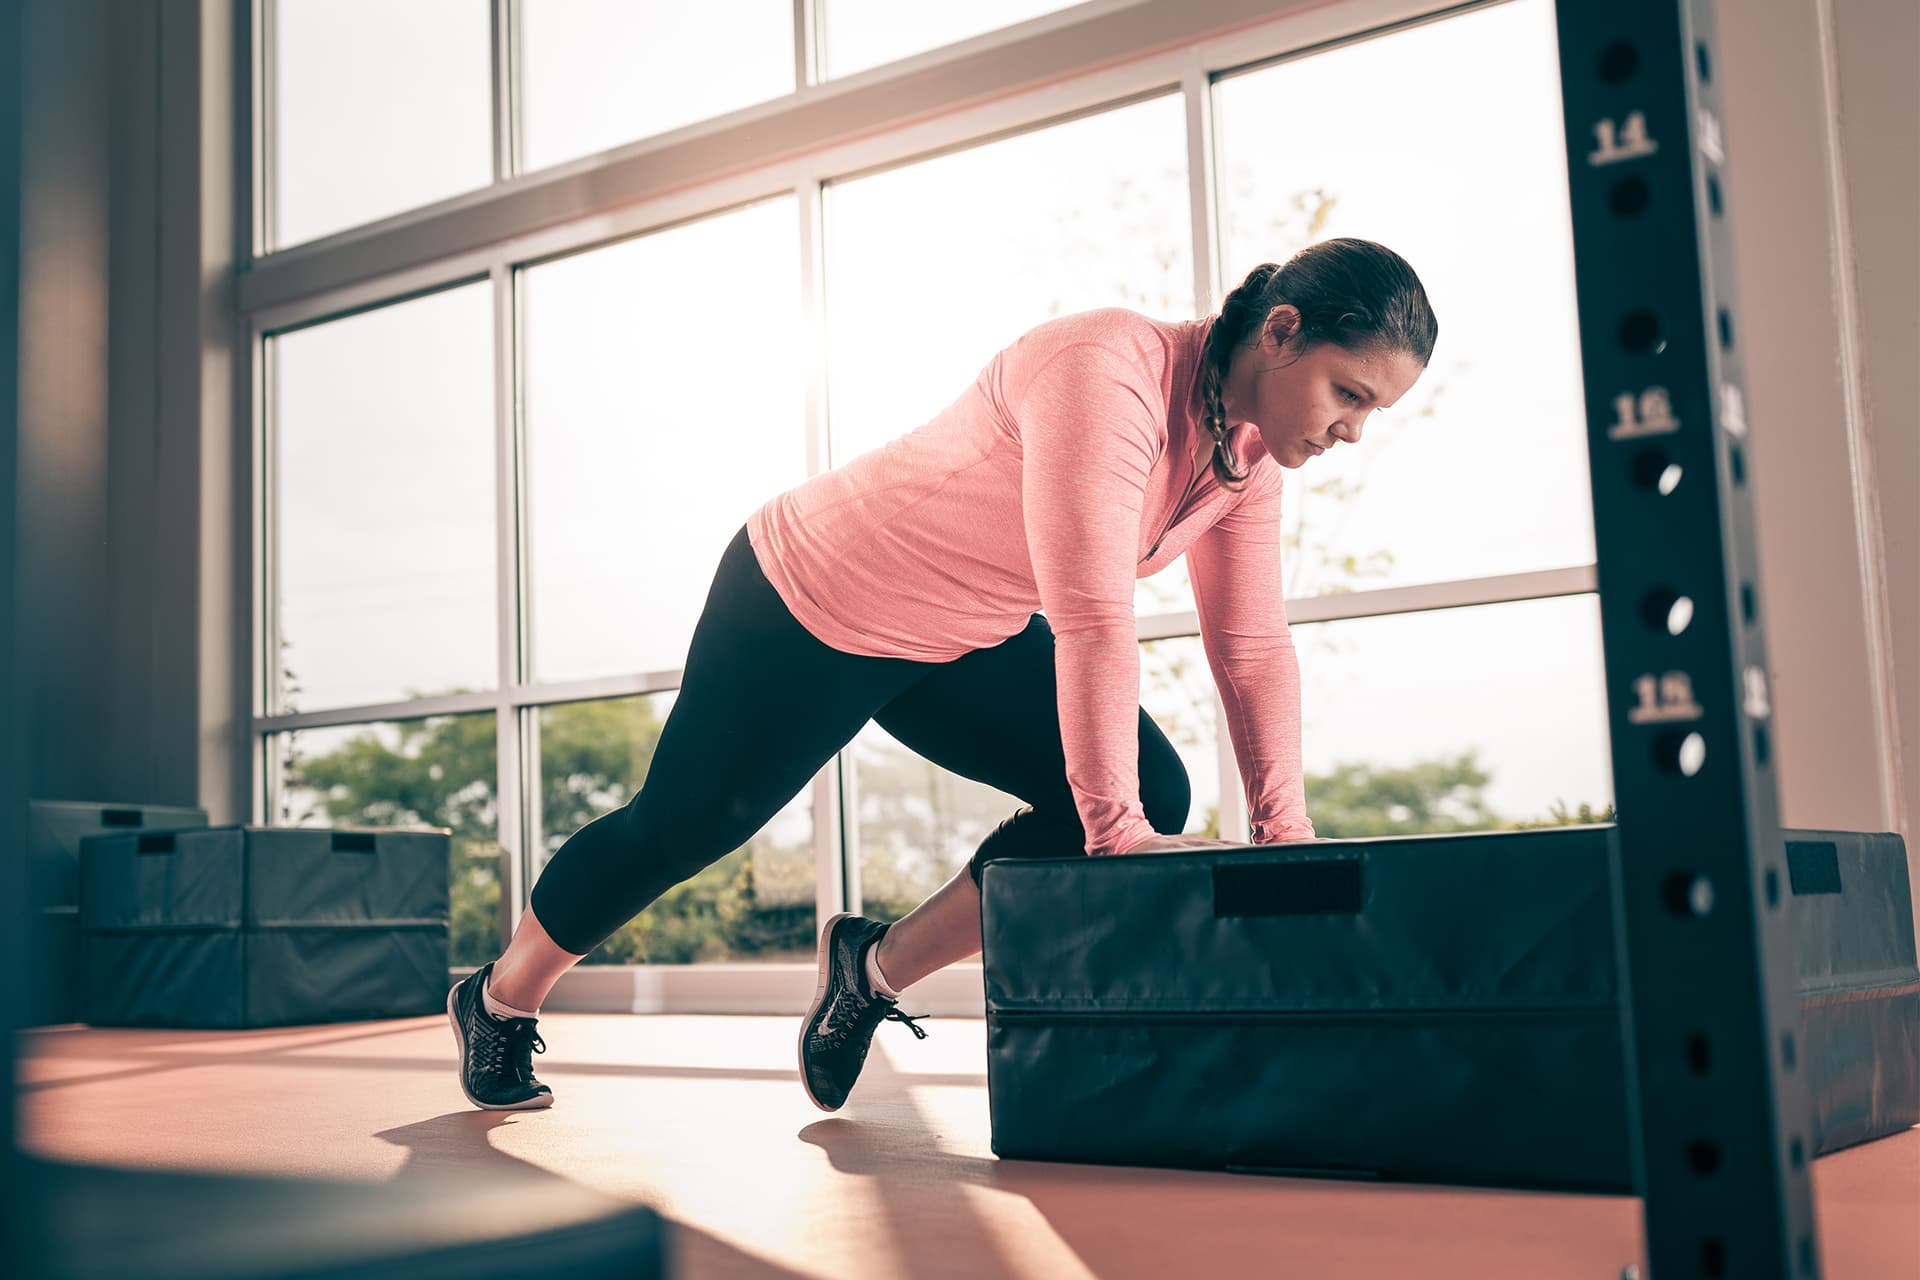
[1120, 833, 1247, 856]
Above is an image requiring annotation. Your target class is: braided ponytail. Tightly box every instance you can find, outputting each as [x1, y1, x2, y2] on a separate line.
[1199, 240, 1437, 491]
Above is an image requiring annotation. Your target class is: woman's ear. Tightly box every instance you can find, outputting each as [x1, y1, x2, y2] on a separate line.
[1263, 303, 1302, 351]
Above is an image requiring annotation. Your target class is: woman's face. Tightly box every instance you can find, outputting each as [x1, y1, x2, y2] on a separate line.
[1222, 304, 1426, 470]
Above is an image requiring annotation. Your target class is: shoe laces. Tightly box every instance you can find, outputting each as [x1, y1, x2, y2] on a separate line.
[481, 1014, 547, 1084]
[823, 990, 929, 1049]
[885, 1007, 930, 1041]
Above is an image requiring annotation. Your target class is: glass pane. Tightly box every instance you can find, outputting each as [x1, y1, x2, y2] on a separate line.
[849, 721, 1020, 926]
[823, 0, 1085, 79]
[823, 95, 1194, 614]
[269, 0, 493, 250]
[1215, 0, 1593, 599]
[519, 0, 795, 174]
[523, 198, 808, 684]
[272, 283, 497, 713]
[1139, 635, 1223, 836]
[269, 715, 501, 969]
[1295, 595, 1614, 835]
[534, 693, 816, 964]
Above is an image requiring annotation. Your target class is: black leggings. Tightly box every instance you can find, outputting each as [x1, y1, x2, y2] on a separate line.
[530, 523, 1191, 957]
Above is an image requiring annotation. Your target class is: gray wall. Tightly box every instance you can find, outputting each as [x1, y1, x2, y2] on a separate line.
[1830, 0, 1919, 854]
[17, 0, 242, 819]
[1719, 0, 1917, 939]
[6, 0, 46, 1262]
[11, 0, 1915, 869]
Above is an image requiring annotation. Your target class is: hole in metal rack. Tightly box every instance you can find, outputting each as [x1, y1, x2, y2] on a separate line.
[1688, 1034, 1713, 1074]
[1741, 583, 1756, 623]
[1600, 41, 1641, 82]
[1755, 723, 1770, 767]
[1631, 448, 1684, 495]
[1657, 731, 1709, 777]
[1620, 308, 1662, 353]
[1701, 1238, 1728, 1278]
[1782, 1031, 1797, 1072]
[1718, 307, 1735, 349]
[1665, 872, 1715, 917]
[1730, 444, 1746, 487]
[1766, 866, 1780, 909]
[1610, 175, 1651, 217]
[1696, 42, 1713, 83]
[1707, 173, 1723, 216]
[1641, 589, 1694, 635]
[1687, 1139, 1722, 1175]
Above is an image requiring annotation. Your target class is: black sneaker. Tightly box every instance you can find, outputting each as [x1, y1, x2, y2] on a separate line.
[798, 912, 928, 1112]
[447, 962, 554, 1111]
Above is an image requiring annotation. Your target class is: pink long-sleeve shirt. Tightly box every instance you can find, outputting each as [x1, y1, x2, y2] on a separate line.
[746, 307, 1315, 857]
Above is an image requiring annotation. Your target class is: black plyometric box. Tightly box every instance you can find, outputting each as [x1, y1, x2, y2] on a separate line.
[981, 826, 1919, 1191]
[27, 800, 210, 1026]
[79, 825, 451, 1029]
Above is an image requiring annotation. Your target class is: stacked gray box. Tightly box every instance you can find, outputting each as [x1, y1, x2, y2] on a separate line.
[79, 824, 451, 1028]
[27, 801, 209, 1026]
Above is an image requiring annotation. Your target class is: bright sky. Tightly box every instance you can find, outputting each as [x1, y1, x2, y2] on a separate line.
[270, 0, 1615, 833]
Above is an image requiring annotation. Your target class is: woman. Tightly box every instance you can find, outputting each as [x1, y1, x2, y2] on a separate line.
[448, 237, 1437, 1114]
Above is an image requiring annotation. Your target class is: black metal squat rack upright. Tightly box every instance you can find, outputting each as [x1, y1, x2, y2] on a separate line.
[1554, 1, 1820, 1276]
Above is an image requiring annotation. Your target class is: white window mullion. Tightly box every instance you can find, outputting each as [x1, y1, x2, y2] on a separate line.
[1215, 686, 1250, 841]
[797, 176, 847, 925]
[249, 318, 271, 823]
[1182, 56, 1221, 317]
[492, 261, 528, 945]
[489, 0, 511, 182]
[794, 0, 820, 91]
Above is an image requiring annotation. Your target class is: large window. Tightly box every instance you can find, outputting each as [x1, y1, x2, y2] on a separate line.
[1296, 596, 1614, 833]
[823, 94, 1194, 616]
[267, 0, 493, 250]
[519, 0, 796, 175]
[255, 0, 1612, 987]
[1215, 0, 1593, 597]
[270, 283, 497, 714]
[521, 198, 807, 685]
[821, 0, 1088, 79]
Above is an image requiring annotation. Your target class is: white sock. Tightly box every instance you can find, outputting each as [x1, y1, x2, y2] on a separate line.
[483, 974, 539, 1021]
[864, 945, 903, 1000]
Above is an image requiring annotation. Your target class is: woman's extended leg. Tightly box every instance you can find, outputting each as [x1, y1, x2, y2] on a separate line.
[509, 526, 924, 992]
[450, 525, 928, 1109]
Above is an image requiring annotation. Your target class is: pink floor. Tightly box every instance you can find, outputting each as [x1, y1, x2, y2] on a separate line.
[19, 1013, 1920, 1279]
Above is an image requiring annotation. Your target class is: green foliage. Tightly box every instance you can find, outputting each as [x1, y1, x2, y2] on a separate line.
[1505, 798, 1618, 829]
[1306, 751, 1611, 838]
[1306, 752, 1498, 837]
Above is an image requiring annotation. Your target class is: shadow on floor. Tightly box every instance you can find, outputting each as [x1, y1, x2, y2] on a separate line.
[374, 1113, 815, 1279]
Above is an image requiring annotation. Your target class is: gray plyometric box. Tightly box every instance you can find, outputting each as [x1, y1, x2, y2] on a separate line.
[30, 799, 210, 907]
[981, 825, 1919, 1192]
[79, 825, 451, 1029]
[26, 800, 210, 1027]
